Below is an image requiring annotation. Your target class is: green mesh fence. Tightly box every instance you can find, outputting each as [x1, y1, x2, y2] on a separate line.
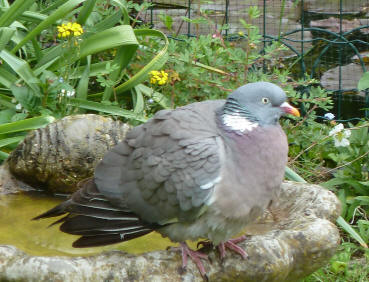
[142, 0, 369, 121]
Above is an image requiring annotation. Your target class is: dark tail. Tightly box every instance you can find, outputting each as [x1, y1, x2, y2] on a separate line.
[33, 178, 153, 247]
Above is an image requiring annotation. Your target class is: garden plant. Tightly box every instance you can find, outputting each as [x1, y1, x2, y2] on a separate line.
[0, 0, 368, 281]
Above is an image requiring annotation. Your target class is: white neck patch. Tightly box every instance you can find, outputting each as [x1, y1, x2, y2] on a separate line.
[222, 114, 259, 132]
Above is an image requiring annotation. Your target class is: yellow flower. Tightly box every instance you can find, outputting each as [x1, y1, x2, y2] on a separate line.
[57, 22, 84, 38]
[149, 70, 168, 85]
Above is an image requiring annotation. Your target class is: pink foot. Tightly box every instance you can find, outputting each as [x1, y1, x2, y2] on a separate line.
[217, 235, 248, 260]
[180, 242, 209, 278]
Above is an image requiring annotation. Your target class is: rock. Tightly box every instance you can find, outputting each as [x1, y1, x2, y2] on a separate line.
[303, 0, 368, 15]
[0, 181, 341, 281]
[2, 114, 131, 194]
[310, 17, 369, 34]
[321, 63, 365, 95]
[0, 163, 20, 194]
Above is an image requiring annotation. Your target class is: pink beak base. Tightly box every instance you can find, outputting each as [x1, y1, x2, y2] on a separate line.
[280, 102, 300, 117]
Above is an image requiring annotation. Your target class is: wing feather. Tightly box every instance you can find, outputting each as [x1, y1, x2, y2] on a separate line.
[95, 100, 225, 225]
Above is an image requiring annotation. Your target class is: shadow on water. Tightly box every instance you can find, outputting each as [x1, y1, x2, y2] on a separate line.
[0, 191, 178, 256]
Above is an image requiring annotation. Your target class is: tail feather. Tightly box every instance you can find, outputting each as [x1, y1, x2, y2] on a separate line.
[33, 178, 154, 247]
[32, 201, 70, 220]
[72, 228, 152, 248]
[59, 214, 144, 235]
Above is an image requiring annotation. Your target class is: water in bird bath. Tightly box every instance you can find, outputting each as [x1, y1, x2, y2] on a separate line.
[0, 191, 279, 257]
[0, 191, 178, 256]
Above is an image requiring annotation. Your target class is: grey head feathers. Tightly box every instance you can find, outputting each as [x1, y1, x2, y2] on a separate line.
[221, 82, 288, 128]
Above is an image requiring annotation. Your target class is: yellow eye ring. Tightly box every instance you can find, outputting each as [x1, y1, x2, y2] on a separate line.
[262, 97, 270, 104]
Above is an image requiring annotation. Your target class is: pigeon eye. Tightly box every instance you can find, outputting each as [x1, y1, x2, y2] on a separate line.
[261, 97, 270, 104]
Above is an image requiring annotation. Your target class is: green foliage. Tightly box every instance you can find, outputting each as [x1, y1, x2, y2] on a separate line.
[158, 12, 173, 33]
[358, 71, 369, 91]
[303, 243, 369, 282]
[0, 0, 169, 155]
[0, 2, 368, 279]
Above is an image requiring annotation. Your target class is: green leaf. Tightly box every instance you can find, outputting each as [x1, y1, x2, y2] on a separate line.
[0, 94, 14, 109]
[0, 27, 15, 50]
[330, 261, 347, 274]
[10, 85, 41, 111]
[77, 0, 97, 25]
[114, 29, 169, 95]
[321, 177, 348, 189]
[358, 71, 369, 91]
[285, 166, 307, 183]
[0, 109, 15, 124]
[67, 98, 147, 122]
[101, 26, 139, 101]
[0, 0, 34, 27]
[336, 216, 368, 248]
[43, 25, 138, 72]
[0, 67, 17, 88]
[135, 83, 171, 109]
[0, 150, 9, 160]
[76, 55, 91, 101]
[132, 86, 144, 114]
[0, 50, 40, 93]
[111, 0, 129, 25]
[93, 10, 122, 32]
[359, 181, 369, 186]
[0, 115, 55, 134]
[354, 196, 369, 204]
[0, 135, 24, 147]
[68, 61, 113, 79]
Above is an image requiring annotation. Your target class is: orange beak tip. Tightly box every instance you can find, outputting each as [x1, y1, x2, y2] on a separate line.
[281, 102, 300, 117]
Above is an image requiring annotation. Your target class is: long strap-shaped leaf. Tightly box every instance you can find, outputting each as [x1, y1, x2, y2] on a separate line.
[0, 50, 40, 93]
[38, 25, 138, 72]
[0, 0, 34, 27]
[0, 116, 55, 134]
[113, 29, 169, 96]
[0, 27, 15, 51]
[67, 98, 146, 122]
[0, 136, 25, 148]
[11, 0, 87, 53]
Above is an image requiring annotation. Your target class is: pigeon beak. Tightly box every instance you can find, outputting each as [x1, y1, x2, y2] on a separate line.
[280, 102, 300, 117]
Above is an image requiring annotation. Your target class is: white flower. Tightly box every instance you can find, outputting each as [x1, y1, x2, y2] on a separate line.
[329, 123, 344, 136]
[334, 137, 350, 147]
[15, 103, 22, 110]
[60, 89, 75, 97]
[329, 123, 351, 147]
[324, 112, 335, 120]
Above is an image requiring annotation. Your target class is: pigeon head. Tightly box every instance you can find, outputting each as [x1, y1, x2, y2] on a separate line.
[221, 82, 299, 132]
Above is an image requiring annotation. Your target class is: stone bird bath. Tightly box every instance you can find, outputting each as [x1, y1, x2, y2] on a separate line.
[0, 115, 341, 281]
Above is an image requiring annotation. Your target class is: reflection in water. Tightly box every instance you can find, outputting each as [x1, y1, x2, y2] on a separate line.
[0, 192, 176, 256]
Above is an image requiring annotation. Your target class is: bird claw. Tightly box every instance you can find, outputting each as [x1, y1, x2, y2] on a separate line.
[179, 242, 209, 279]
[217, 235, 248, 260]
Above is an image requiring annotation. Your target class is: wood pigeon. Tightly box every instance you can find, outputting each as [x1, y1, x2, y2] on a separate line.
[34, 82, 300, 278]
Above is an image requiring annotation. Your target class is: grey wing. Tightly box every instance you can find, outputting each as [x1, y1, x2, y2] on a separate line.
[95, 102, 223, 225]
